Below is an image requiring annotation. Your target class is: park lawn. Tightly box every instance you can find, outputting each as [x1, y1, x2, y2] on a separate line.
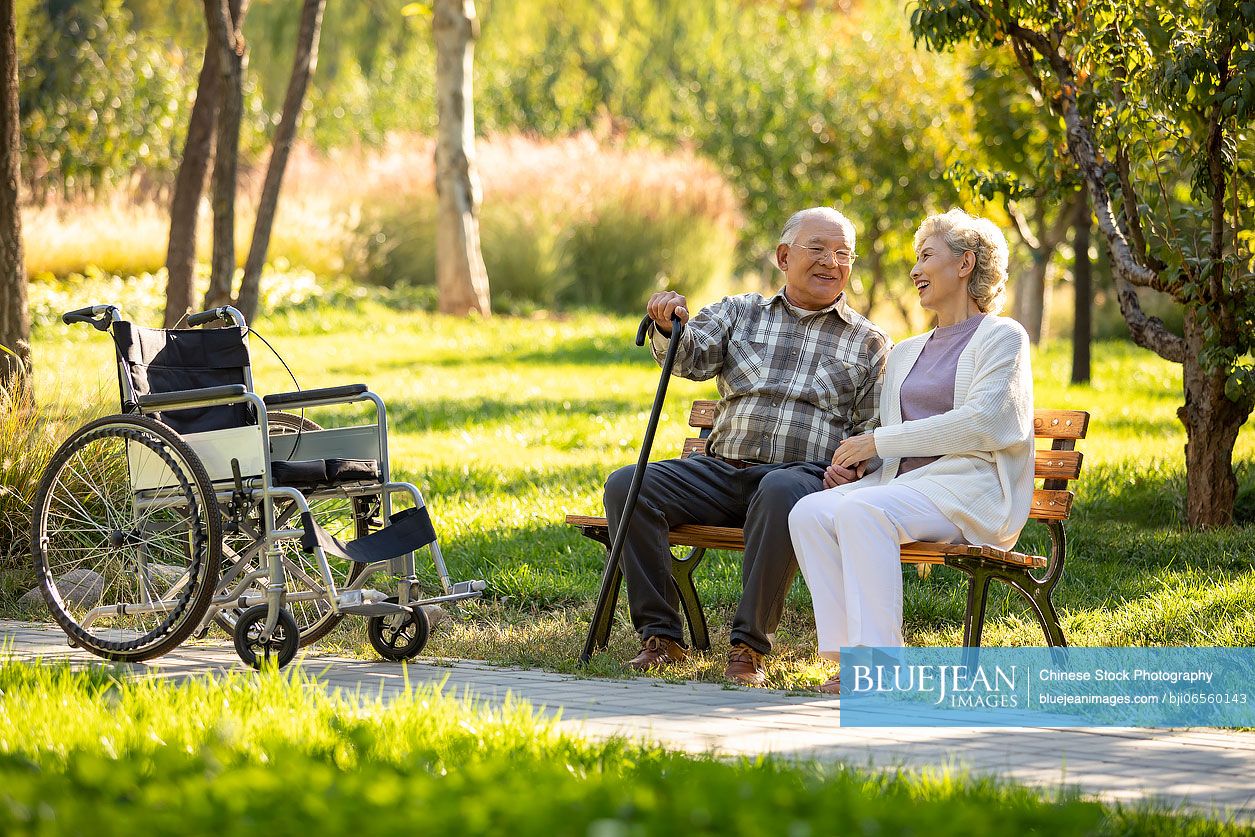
[0, 658, 1245, 835]
[24, 301, 1255, 689]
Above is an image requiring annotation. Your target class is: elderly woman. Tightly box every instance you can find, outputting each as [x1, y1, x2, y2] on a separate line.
[787, 209, 1034, 693]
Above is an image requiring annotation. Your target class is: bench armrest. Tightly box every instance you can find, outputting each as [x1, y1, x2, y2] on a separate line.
[263, 384, 369, 409]
[137, 384, 249, 411]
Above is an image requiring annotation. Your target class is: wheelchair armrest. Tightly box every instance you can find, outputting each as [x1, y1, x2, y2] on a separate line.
[263, 384, 369, 409]
[137, 384, 249, 410]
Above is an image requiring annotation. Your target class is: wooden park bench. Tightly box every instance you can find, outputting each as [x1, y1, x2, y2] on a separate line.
[567, 399, 1089, 657]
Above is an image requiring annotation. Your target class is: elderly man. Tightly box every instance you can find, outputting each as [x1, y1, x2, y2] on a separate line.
[603, 206, 891, 685]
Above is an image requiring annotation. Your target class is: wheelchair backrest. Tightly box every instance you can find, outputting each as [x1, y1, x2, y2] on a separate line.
[112, 322, 256, 435]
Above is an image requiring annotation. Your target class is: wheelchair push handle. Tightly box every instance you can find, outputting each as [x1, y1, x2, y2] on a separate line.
[635, 313, 685, 347]
[187, 306, 247, 328]
[62, 305, 120, 332]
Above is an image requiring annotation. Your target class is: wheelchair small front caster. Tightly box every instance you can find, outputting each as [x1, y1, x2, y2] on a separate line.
[367, 598, 430, 661]
[233, 605, 299, 669]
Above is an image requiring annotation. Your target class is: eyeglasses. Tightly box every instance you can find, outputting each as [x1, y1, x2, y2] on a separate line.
[794, 244, 855, 266]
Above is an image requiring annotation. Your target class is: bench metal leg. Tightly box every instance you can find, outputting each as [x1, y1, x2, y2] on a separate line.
[672, 547, 710, 652]
[962, 571, 992, 647]
[1024, 583, 1067, 648]
[949, 556, 1067, 649]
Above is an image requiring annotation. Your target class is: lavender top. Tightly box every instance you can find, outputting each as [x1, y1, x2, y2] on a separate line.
[897, 314, 987, 476]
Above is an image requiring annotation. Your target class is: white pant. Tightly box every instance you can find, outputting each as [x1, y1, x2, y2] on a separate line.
[788, 484, 963, 656]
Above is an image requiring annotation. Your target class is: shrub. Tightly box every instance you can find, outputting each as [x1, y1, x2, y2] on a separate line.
[353, 134, 742, 313]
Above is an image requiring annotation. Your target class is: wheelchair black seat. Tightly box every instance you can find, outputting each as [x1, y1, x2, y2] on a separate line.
[271, 457, 381, 488]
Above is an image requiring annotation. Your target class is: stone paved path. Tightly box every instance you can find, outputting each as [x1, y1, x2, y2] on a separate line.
[4, 620, 1253, 823]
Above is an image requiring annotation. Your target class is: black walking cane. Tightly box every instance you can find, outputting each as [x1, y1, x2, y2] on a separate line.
[578, 312, 685, 665]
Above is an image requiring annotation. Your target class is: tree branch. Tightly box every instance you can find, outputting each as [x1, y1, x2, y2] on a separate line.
[996, 19, 1187, 363]
[1005, 200, 1040, 250]
[1035, 47, 1164, 289]
[1206, 40, 1234, 335]
[1113, 140, 1167, 274]
[1114, 278, 1186, 363]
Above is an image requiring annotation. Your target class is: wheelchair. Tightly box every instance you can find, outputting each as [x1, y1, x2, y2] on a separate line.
[31, 303, 485, 668]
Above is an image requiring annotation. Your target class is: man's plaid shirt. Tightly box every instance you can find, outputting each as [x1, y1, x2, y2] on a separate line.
[651, 290, 890, 464]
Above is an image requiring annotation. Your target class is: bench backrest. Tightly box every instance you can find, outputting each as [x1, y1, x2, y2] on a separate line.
[682, 401, 1089, 523]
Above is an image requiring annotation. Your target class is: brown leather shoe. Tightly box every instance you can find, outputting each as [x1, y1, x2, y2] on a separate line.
[627, 636, 688, 671]
[817, 674, 841, 694]
[724, 643, 766, 685]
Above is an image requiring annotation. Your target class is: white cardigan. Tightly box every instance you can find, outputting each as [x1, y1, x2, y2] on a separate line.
[835, 315, 1035, 549]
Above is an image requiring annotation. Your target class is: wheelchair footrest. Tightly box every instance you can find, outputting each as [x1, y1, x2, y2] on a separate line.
[301, 506, 437, 564]
[339, 601, 412, 617]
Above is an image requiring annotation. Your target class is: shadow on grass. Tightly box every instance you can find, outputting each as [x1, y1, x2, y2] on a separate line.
[511, 335, 653, 367]
[336, 333, 654, 371]
[380, 396, 644, 435]
[404, 461, 610, 502]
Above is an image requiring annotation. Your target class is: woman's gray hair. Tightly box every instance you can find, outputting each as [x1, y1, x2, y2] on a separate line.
[913, 208, 1010, 314]
[780, 207, 857, 252]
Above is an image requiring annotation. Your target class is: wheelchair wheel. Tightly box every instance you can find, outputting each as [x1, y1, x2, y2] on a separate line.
[31, 414, 222, 662]
[232, 604, 299, 668]
[367, 598, 430, 661]
[215, 411, 366, 645]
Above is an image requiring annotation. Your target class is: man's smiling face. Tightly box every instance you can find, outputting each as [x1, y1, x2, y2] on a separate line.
[776, 217, 854, 311]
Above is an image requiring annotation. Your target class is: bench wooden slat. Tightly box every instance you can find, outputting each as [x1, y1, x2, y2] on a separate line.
[564, 515, 1048, 569]
[1030, 488, 1073, 521]
[684, 438, 1082, 482]
[899, 541, 1047, 569]
[1034, 410, 1090, 440]
[1034, 449, 1083, 480]
[689, 401, 717, 429]
[691, 400, 1090, 443]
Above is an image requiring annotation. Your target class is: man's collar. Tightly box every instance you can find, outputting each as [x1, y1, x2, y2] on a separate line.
[762, 287, 857, 324]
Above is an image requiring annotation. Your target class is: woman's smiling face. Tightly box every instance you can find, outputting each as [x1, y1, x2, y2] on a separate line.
[910, 234, 973, 312]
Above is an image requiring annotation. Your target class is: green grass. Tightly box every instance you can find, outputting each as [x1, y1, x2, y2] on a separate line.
[0, 659, 1244, 835]
[16, 302, 1255, 690]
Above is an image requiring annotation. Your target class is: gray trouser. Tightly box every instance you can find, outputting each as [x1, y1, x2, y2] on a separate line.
[603, 454, 826, 655]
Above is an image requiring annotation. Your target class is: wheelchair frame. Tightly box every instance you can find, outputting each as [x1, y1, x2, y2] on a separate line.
[35, 303, 484, 667]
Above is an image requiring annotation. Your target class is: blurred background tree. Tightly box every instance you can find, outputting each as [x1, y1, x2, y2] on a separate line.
[1, 0, 28, 390]
[11, 0, 1224, 362]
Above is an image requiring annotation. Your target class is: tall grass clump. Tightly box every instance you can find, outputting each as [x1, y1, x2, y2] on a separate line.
[23, 145, 362, 283]
[354, 134, 742, 312]
[0, 379, 82, 582]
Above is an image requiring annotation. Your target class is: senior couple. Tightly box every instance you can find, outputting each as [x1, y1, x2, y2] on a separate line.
[602, 206, 1034, 691]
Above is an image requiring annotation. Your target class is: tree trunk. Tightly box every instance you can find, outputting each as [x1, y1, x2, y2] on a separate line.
[1015, 252, 1051, 343]
[0, 0, 29, 388]
[433, 0, 490, 316]
[163, 2, 221, 328]
[861, 222, 881, 317]
[236, 0, 325, 324]
[203, 0, 249, 311]
[1179, 309, 1253, 527]
[1070, 192, 1092, 384]
[1008, 196, 1080, 345]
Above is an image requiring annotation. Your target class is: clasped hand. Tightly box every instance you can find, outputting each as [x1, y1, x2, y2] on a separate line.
[823, 434, 877, 489]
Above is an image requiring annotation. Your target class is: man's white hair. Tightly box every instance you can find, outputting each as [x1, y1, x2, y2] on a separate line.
[779, 207, 857, 252]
